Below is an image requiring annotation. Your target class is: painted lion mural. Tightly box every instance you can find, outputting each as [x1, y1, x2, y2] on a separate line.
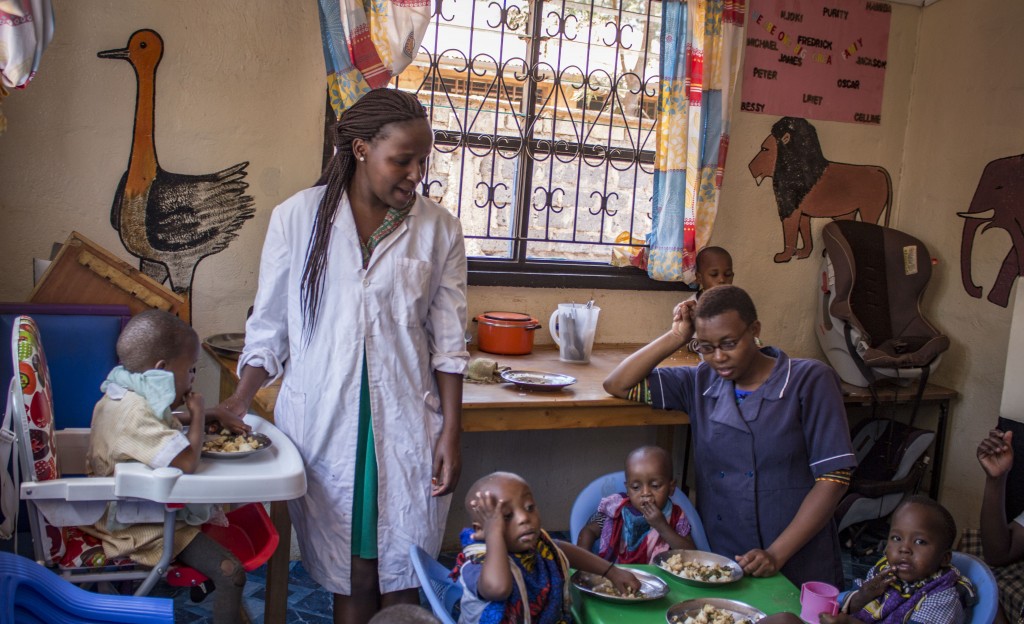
[749, 117, 892, 263]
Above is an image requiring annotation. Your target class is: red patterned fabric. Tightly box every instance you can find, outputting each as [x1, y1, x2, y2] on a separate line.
[13, 316, 62, 562]
[12, 316, 128, 569]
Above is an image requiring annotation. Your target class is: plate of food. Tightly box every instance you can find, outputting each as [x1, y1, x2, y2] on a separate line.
[665, 599, 766, 624]
[202, 431, 272, 459]
[499, 370, 577, 391]
[652, 549, 743, 586]
[571, 568, 669, 603]
[204, 333, 245, 357]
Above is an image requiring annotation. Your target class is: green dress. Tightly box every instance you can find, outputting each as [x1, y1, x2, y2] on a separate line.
[351, 205, 411, 559]
[351, 351, 378, 559]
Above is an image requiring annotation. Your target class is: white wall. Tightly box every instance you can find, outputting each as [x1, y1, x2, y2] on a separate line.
[0, 0, 1012, 538]
[896, 0, 1024, 525]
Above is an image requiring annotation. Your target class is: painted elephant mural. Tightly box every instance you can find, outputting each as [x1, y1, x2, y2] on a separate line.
[749, 117, 892, 263]
[959, 153, 1024, 308]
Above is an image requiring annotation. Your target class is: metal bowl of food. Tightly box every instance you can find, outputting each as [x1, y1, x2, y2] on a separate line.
[571, 568, 669, 603]
[665, 598, 766, 623]
[202, 432, 272, 459]
[652, 549, 743, 587]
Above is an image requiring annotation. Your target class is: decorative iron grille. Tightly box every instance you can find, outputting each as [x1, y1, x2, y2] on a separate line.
[394, 0, 675, 288]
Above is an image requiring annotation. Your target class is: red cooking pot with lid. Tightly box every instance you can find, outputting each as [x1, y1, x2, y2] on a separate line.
[474, 311, 542, 355]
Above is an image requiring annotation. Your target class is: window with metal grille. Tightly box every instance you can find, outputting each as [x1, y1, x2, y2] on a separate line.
[393, 0, 682, 290]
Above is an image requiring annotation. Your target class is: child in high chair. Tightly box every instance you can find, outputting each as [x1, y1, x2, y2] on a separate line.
[452, 472, 641, 624]
[83, 310, 250, 624]
[576, 445, 696, 562]
[820, 496, 975, 624]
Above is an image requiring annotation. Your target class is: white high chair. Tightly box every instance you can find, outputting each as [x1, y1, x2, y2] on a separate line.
[1, 315, 302, 598]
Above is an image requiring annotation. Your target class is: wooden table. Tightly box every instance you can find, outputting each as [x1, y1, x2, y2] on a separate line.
[204, 343, 694, 624]
[840, 381, 958, 500]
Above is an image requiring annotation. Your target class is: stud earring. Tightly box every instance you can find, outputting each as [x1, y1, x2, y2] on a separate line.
[754, 336, 763, 348]
[359, 156, 365, 162]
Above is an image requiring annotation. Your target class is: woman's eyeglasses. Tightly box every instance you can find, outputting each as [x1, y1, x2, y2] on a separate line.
[693, 324, 752, 355]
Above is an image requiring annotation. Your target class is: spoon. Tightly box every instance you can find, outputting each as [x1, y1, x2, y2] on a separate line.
[562, 312, 582, 360]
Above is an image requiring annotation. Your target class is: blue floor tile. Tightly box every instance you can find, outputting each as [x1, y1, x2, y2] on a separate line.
[164, 555, 464, 622]
[291, 584, 335, 615]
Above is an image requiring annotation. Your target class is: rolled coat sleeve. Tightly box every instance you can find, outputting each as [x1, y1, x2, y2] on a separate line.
[426, 217, 469, 375]
[239, 203, 293, 385]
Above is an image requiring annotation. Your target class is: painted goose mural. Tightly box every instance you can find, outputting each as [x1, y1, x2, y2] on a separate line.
[98, 29, 254, 295]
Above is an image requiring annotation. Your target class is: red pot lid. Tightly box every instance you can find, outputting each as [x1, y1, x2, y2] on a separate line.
[478, 311, 536, 324]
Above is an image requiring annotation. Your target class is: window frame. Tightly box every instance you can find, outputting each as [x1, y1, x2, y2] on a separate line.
[339, 0, 691, 291]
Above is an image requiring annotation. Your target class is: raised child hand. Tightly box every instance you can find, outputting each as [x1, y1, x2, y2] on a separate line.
[469, 490, 506, 541]
[605, 565, 642, 594]
[978, 429, 1013, 479]
[185, 391, 205, 426]
[671, 300, 696, 342]
[859, 567, 895, 600]
[639, 500, 670, 529]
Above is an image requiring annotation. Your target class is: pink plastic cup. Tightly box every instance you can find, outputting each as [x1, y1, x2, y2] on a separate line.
[800, 581, 839, 623]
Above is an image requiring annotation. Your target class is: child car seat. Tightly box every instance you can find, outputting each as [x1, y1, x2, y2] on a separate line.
[817, 221, 949, 388]
[834, 418, 935, 533]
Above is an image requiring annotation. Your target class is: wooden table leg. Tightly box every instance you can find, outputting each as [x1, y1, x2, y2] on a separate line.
[264, 501, 292, 624]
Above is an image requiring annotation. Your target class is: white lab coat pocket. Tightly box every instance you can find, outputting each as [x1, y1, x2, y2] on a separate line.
[392, 258, 432, 327]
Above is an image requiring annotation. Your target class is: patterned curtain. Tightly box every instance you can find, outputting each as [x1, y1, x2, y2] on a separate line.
[647, 0, 745, 283]
[318, 0, 433, 118]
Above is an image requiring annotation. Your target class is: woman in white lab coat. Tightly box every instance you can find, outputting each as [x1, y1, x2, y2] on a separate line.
[213, 89, 468, 623]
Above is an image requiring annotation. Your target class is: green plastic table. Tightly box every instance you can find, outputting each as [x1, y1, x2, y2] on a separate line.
[571, 564, 801, 623]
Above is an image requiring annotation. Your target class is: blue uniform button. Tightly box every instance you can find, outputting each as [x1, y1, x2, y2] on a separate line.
[718, 471, 725, 478]
[746, 471, 754, 477]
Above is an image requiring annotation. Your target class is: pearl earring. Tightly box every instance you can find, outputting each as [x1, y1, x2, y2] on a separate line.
[359, 156, 365, 162]
[754, 336, 763, 348]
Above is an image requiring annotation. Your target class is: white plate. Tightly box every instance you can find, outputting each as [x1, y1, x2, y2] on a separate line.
[202, 432, 273, 459]
[571, 568, 669, 603]
[666, 598, 766, 623]
[652, 549, 744, 587]
[500, 370, 577, 391]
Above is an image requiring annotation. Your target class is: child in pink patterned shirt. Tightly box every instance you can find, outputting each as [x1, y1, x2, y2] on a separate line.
[577, 446, 695, 563]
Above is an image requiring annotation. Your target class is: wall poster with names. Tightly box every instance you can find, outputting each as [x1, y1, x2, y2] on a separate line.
[740, 0, 892, 125]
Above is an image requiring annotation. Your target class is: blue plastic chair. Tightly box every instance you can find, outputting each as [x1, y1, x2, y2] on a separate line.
[951, 551, 998, 624]
[410, 544, 461, 624]
[0, 551, 173, 624]
[569, 470, 710, 552]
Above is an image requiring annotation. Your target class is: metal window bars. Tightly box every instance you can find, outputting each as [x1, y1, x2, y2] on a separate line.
[394, 0, 662, 273]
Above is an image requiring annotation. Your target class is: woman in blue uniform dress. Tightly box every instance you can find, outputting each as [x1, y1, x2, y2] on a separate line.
[604, 285, 856, 587]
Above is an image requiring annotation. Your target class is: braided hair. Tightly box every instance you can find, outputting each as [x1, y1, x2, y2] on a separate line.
[301, 88, 428, 336]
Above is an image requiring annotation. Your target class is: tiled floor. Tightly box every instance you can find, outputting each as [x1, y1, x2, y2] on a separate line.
[150, 561, 335, 624]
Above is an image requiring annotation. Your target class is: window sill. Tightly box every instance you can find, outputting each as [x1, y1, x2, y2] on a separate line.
[467, 260, 693, 291]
